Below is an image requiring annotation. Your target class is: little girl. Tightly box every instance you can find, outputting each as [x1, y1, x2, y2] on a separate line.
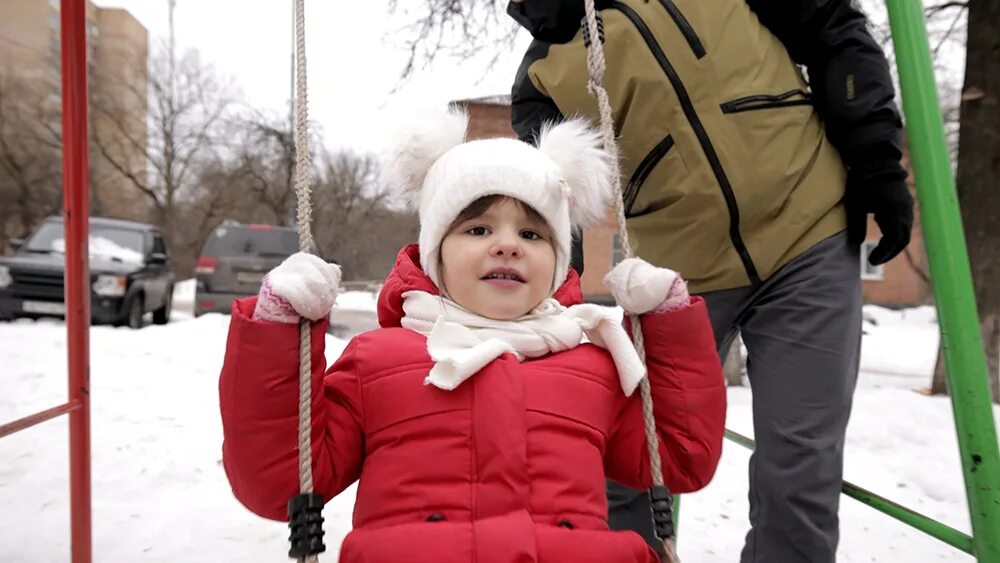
[219, 108, 726, 563]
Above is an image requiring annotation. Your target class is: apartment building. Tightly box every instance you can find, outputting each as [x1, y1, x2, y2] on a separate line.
[1, 0, 149, 222]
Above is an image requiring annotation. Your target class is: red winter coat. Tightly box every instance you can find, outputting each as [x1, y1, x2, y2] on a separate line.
[220, 245, 725, 563]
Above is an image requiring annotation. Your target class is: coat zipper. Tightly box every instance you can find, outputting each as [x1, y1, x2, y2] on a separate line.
[611, 1, 761, 284]
[657, 0, 705, 58]
[624, 134, 674, 217]
[720, 89, 812, 114]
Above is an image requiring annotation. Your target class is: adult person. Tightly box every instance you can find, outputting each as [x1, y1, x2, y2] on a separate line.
[507, 1, 913, 561]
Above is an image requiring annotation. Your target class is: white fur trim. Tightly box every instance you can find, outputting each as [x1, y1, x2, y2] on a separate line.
[536, 118, 615, 228]
[381, 107, 468, 205]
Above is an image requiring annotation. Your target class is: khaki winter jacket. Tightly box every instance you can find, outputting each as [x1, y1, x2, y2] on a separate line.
[511, 0, 900, 293]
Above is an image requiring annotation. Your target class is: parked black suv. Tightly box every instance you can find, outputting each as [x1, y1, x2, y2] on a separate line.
[0, 216, 174, 328]
[194, 221, 302, 316]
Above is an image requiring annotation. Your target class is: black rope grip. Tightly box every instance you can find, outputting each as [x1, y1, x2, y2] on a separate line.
[581, 12, 606, 48]
[288, 492, 326, 558]
[649, 485, 675, 540]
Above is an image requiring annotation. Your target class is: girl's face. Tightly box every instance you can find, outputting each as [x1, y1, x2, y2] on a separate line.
[439, 197, 556, 320]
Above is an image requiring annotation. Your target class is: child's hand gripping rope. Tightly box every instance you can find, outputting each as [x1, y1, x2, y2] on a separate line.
[604, 257, 690, 315]
[252, 252, 342, 323]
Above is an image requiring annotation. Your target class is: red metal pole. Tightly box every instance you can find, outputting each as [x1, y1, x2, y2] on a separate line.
[60, 1, 91, 562]
[0, 401, 82, 439]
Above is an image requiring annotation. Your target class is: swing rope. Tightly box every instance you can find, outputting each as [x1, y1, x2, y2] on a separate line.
[289, 0, 323, 561]
[583, 1, 680, 561]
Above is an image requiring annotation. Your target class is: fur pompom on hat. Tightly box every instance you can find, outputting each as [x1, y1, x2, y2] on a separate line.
[381, 106, 615, 291]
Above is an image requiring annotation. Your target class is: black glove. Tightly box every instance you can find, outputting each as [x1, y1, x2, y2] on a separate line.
[844, 156, 914, 266]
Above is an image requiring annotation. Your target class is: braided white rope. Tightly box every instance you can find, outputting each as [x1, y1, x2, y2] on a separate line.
[292, 0, 317, 561]
[582, 2, 679, 561]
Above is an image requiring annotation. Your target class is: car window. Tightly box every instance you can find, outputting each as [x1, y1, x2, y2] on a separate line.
[25, 221, 146, 264]
[152, 235, 167, 255]
[202, 226, 299, 258]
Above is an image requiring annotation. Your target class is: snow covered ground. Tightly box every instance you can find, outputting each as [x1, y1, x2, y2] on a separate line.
[1, 288, 997, 562]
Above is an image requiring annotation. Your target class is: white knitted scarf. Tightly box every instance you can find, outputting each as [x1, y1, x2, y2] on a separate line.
[400, 290, 646, 395]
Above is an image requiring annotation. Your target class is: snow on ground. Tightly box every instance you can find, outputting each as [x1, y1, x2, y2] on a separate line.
[861, 305, 940, 377]
[333, 290, 378, 313]
[1, 294, 997, 562]
[172, 278, 196, 317]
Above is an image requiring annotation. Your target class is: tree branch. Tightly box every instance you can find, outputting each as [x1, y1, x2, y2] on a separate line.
[925, 1, 968, 17]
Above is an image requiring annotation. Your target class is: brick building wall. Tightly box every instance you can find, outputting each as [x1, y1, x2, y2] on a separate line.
[578, 213, 618, 298]
[462, 101, 520, 141]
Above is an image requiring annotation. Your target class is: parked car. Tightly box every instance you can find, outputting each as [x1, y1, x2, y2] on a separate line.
[0, 216, 174, 328]
[194, 222, 304, 316]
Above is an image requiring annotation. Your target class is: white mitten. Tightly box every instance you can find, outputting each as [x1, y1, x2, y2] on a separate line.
[604, 257, 688, 315]
[252, 252, 341, 323]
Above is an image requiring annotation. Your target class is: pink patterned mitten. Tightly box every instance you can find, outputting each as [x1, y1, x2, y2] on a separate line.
[252, 274, 299, 323]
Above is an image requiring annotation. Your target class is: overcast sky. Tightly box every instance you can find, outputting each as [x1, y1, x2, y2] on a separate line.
[88, 1, 966, 155]
[91, 0, 533, 153]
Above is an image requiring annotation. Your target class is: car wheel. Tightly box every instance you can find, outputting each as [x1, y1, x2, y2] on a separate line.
[127, 295, 144, 329]
[152, 288, 172, 325]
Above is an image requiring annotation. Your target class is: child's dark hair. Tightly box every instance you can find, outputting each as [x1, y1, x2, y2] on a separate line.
[446, 195, 547, 234]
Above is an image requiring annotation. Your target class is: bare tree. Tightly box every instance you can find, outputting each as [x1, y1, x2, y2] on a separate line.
[90, 43, 234, 250]
[358, 209, 421, 280]
[860, 0, 968, 161]
[222, 109, 325, 226]
[386, 0, 520, 84]
[930, 0, 998, 402]
[307, 149, 419, 281]
[240, 120, 295, 223]
[165, 158, 251, 278]
[312, 150, 390, 278]
[162, 107, 336, 278]
[0, 75, 62, 250]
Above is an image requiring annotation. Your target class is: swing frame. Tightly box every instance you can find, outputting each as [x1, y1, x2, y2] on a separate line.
[1, 0, 998, 561]
[0, 1, 92, 562]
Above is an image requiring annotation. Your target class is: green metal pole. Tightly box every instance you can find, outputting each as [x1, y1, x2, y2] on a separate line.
[672, 495, 681, 541]
[725, 430, 975, 553]
[842, 484, 974, 555]
[884, 1, 1000, 561]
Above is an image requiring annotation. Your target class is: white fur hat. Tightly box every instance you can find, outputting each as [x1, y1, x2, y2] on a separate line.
[382, 106, 615, 292]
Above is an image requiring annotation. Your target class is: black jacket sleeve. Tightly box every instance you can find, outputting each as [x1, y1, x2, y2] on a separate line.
[745, 0, 903, 165]
[511, 40, 566, 143]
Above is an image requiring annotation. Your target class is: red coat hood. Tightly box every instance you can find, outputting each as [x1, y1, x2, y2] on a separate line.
[376, 244, 585, 328]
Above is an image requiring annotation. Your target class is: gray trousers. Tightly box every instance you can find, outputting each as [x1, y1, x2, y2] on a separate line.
[608, 232, 862, 563]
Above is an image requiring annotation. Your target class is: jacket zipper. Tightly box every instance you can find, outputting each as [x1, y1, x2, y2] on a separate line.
[721, 89, 812, 114]
[624, 134, 674, 217]
[611, 1, 761, 284]
[657, 0, 705, 58]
